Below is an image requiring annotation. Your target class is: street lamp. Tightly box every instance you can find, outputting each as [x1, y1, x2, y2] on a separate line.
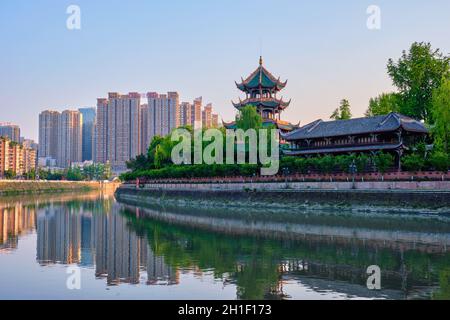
[349, 160, 357, 189]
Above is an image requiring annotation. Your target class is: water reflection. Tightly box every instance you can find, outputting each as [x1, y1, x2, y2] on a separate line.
[30, 195, 178, 286]
[0, 204, 36, 253]
[0, 192, 449, 300]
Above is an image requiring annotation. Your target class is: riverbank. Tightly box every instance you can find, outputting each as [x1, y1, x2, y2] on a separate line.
[0, 180, 120, 196]
[116, 181, 450, 212]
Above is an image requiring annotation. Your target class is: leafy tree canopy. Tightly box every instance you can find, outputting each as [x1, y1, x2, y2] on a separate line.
[236, 105, 263, 130]
[387, 42, 449, 123]
[365, 93, 401, 117]
[431, 78, 450, 153]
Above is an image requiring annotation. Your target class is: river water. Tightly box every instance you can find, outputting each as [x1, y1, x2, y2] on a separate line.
[0, 191, 449, 300]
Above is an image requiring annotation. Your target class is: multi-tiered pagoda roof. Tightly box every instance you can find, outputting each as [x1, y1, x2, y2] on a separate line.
[225, 57, 297, 132]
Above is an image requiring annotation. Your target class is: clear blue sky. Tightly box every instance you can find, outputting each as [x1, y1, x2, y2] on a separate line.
[1, 0, 449, 140]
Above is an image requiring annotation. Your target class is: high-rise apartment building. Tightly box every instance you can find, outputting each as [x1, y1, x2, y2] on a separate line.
[0, 137, 36, 178]
[212, 114, 219, 128]
[202, 103, 213, 128]
[94, 93, 141, 170]
[108, 92, 141, 170]
[140, 104, 148, 154]
[143, 92, 180, 150]
[95, 99, 109, 164]
[0, 123, 20, 143]
[79, 108, 96, 161]
[21, 138, 39, 152]
[179, 102, 192, 127]
[57, 110, 82, 168]
[38, 110, 60, 160]
[191, 97, 202, 129]
[93, 90, 219, 169]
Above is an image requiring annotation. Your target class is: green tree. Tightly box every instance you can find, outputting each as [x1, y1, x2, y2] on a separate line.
[66, 167, 84, 181]
[147, 135, 164, 161]
[126, 154, 150, 172]
[4, 170, 15, 179]
[25, 169, 36, 180]
[387, 42, 449, 123]
[236, 105, 263, 130]
[152, 135, 177, 169]
[103, 162, 112, 180]
[330, 99, 352, 120]
[365, 93, 401, 117]
[431, 78, 450, 153]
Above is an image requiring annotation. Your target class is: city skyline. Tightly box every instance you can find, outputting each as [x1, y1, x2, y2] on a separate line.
[1, 1, 449, 140]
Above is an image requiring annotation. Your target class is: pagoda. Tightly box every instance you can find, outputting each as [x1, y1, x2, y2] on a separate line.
[224, 56, 298, 132]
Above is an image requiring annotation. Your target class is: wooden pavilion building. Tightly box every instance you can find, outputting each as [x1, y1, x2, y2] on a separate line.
[281, 113, 429, 169]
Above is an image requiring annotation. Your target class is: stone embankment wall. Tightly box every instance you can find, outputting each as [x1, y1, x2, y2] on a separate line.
[117, 181, 450, 208]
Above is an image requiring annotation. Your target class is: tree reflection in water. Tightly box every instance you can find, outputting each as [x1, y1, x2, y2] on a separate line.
[0, 193, 449, 300]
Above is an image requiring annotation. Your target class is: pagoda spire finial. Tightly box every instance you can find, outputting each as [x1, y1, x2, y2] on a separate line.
[259, 56, 263, 66]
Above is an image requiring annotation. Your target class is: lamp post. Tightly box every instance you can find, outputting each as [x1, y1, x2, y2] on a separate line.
[349, 160, 357, 189]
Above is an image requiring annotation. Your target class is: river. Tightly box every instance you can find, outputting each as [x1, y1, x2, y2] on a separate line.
[0, 191, 449, 300]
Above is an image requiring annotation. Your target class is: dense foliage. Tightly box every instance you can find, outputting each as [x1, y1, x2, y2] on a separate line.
[368, 42, 449, 123]
[431, 78, 450, 154]
[37, 163, 112, 181]
[121, 153, 399, 181]
[365, 93, 401, 117]
[387, 42, 449, 123]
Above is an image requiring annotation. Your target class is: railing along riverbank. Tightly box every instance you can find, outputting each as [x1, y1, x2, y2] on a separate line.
[124, 171, 450, 189]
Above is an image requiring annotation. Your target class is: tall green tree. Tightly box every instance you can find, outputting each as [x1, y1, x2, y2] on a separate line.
[126, 154, 150, 171]
[431, 78, 450, 153]
[147, 135, 165, 164]
[365, 93, 401, 117]
[236, 105, 263, 130]
[387, 42, 449, 123]
[4, 170, 15, 179]
[330, 99, 352, 120]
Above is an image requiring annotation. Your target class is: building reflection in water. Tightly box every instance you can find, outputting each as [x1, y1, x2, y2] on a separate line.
[0, 194, 449, 299]
[0, 204, 36, 252]
[34, 201, 178, 286]
[37, 205, 81, 264]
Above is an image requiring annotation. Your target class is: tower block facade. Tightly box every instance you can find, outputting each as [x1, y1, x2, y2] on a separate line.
[225, 57, 298, 132]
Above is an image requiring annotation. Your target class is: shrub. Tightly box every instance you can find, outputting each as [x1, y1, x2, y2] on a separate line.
[335, 155, 353, 173]
[355, 154, 370, 172]
[317, 155, 335, 174]
[402, 153, 426, 172]
[294, 158, 309, 174]
[429, 151, 449, 172]
[374, 152, 395, 173]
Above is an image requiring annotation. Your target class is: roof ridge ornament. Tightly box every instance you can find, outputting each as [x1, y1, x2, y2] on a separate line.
[307, 119, 323, 133]
[379, 112, 398, 127]
[259, 56, 263, 66]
